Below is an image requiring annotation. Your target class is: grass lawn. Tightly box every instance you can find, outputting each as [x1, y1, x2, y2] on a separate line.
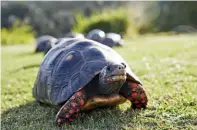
[1, 34, 197, 130]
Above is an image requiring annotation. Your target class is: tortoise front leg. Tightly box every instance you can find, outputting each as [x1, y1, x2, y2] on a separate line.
[119, 81, 148, 109]
[56, 89, 87, 125]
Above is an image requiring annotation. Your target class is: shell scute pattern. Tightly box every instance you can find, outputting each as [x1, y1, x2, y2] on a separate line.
[52, 87, 61, 102]
[55, 51, 84, 74]
[81, 61, 107, 76]
[70, 73, 81, 91]
[54, 72, 70, 87]
[83, 48, 105, 61]
[68, 41, 92, 50]
[61, 81, 70, 97]
[101, 37, 114, 47]
[42, 48, 66, 71]
[35, 71, 50, 101]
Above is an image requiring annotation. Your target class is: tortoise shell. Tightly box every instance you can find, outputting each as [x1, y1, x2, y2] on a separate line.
[105, 33, 124, 46]
[101, 37, 116, 48]
[35, 35, 57, 53]
[86, 29, 105, 42]
[33, 38, 141, 105]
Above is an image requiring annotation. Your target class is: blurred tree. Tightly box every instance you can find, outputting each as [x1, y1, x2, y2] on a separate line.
[154, 1, 197, 32]
[135, 1, 197, 33]
[1, 1, 129, 37]
[1, 2, 30, 27]
[1, 20, 35, 45]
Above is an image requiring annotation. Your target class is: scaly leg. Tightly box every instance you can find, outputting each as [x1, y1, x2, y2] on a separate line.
[120, 81, 148, 109]
[56, 89, 87, 125]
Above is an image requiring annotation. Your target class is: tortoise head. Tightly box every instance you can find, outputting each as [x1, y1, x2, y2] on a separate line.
[99, 63, 127, 94]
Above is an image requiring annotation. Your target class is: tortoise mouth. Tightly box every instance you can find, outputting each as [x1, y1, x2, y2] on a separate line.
[105, 74, 126, 83]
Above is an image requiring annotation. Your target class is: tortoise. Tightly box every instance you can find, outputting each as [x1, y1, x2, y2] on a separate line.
[43, 36, 84, 55]
[35, 35, 58, 54]
[86, 29, 105, 43]
[104, 33, 124, 47]
[33, 38, 148, 125]
[100, 37, 115, 48]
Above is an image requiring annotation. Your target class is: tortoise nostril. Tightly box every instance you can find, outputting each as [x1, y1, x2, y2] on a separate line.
[118, 66, 124, 70]
[121, 63, 126, 69]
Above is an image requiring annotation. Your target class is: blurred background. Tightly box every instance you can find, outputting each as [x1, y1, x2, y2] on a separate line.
[1, 1, 197, 45]
[2, 2, 197, 129]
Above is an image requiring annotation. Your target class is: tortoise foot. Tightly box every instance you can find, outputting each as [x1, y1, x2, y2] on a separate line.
[120, 81, 148, 110]
[128, 82, 148, 109]
[56, 90, 87, 125]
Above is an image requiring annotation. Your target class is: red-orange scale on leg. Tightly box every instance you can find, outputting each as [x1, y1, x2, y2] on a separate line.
[58, 119, 62, 124]
[71, 95, 75, 100]
[66, 114, 70, 118]
[69, 118, 74, 122]
[141, 99, 146, 103]
[132, 93, 138, 98]
[79, 100, 84, 106]
[76, 92, 82, 96]
[76, 108, 80, 112]
[71, 102, 77, 107]
[135, 104, 141, 109]
[63, 107, 67, 111]
[69, 109, 75, 114]
[141, 93, 145, 99]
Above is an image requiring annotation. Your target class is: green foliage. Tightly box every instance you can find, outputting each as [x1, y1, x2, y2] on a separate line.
[2, 1, 129, 37]
[1, 34, 197, 129]
[72, 8, 132, 36]
[137, 1, 197, 33]
[1, 20, 35, 45]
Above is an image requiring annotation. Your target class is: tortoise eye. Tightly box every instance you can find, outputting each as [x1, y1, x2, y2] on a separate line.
[107, 66, 111, 71]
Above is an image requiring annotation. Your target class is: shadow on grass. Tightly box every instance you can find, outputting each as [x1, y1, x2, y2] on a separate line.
[1, 101, 142, 130]
[10, 64, 41, 73]
[15, 50, 45, 59]
[15, 51, 38, 57]
[9, 50, 42, 73]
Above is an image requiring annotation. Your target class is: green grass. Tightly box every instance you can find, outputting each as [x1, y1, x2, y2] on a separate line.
[1, 34, 197, 130]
